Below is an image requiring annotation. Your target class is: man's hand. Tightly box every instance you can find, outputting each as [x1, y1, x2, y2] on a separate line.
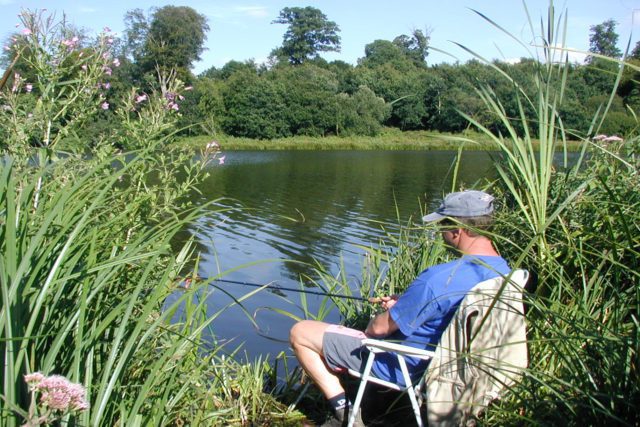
[368, 295, 399, 310]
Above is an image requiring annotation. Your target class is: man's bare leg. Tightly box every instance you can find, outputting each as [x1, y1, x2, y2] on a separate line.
[289, 320, 345, 398]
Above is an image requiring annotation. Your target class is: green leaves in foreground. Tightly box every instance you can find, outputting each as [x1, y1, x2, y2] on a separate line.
[0, 153, 304, 426]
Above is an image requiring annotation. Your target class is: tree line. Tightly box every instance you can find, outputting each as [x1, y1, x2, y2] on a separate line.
[2, 5, 638, 148]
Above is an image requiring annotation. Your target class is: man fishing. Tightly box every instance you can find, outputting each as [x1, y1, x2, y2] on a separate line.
[288, 190, 511, 426]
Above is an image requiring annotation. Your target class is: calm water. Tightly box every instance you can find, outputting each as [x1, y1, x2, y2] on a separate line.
[173, 150, 496, 360]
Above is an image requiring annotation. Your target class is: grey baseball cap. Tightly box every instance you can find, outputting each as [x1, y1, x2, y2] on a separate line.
[422, 190, 494, 222]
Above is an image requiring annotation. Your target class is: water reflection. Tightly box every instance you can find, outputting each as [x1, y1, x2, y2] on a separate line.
[181, 150, 496, 360]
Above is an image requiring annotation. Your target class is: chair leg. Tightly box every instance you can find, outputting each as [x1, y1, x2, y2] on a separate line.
[348, 353, 375, 427]
[397, 356, 424, 427]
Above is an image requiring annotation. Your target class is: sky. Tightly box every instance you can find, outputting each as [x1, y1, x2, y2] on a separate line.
[1, 0, 640, 74]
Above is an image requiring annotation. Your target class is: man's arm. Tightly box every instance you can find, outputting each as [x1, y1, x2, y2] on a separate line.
[365, 297, 399, 338]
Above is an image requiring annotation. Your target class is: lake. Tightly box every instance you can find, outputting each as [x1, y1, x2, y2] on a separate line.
[173, 150, 497, 361]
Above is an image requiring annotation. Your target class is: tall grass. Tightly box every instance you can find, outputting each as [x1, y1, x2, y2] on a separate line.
[0, 149, 309, 426]
[444, 3, 638, 424]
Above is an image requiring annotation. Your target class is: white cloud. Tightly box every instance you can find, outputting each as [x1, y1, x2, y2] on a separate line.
[234, 6, 269, 19]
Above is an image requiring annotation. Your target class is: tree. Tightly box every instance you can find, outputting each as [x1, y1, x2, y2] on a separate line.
[359, 40, 409, 69]
[124, 6, 209, 81]
[271, 63, 339, 136]
[588, 19, 621, 61]
[271, 6, 340, 65]
[393, 29, 430, 67]
[336, 86, 389, 136]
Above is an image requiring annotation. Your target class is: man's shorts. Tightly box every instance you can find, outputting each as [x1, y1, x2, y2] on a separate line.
[322, 325, 368, 373]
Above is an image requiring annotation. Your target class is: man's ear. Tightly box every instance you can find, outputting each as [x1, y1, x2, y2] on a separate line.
[450, 227, 463, 238]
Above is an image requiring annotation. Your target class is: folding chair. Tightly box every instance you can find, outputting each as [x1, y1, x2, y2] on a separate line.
[347, 269, 529, 427]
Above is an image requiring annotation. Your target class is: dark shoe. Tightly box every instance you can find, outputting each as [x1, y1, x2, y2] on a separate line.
[319, 406, 365, 427]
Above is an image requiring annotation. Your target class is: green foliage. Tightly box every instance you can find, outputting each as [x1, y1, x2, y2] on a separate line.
[220, 69, 290, 139]
[124, 6, 209, 82]
[588, 19, 622, 61]
[0, 9, 116, 155]
[271, 6, 341, 65]
[272, 63, 340, 136]
[336, 86, 390, 136]
[1, 10, 309, 426]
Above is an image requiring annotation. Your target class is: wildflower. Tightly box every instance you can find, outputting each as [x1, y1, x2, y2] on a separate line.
[3, 45, 10, 51]
[36, 375, 89, 412]
[112, 58, 120, 67]
[593, 134, 607, 141]
[101, 101, 109, 110]
[102, 82, 111, 90]
[603, 135, 623, 142]
[106, 37, 114, 44]
[184, 86, 193, 91]
[81, 64, 88, 71]
[103, 66, 112, 76]
[61, 36, 79, 49]
[22, 28, 32, 35]
[207, 140, 220, 150]
[135, 94, 147, 103]
[169, 102, 179, 111]
[218, 155, 226, 165]
[103, 26, 111, 33]
[25, 372, 45, 391]
[25, 83, 33, 93]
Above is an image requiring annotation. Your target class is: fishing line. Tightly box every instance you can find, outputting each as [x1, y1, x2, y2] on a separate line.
[184, 276, 379, 302]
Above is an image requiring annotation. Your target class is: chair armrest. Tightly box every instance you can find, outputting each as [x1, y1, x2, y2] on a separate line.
[362, 338, 435, 360]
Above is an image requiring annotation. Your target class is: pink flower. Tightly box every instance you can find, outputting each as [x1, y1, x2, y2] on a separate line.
[25, 83, 33, 93]
[62, 36, 79, 48]
[25, 372, 45, 390]
[207, 140, 219, 150]
[218, 155, 226, 165]
[101, 102, 109, 110]
[603, 135, 623, 142]
[102, 82, 111, 90]
[81, 64, 88, 71]
[3, 45, 10, 51]
[593, 134, 607, 141]
[135, 94, 147, 103]
[22, 28, 32, 35]
[34, 375, 89, 412]
[170, 102, 179, 111]
[103, 26, 111, 33]
[112, 58, 120, 67]
[103, 66, 112, 76]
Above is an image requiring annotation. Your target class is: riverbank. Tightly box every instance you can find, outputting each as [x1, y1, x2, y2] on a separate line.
[178, 128, 585, 151]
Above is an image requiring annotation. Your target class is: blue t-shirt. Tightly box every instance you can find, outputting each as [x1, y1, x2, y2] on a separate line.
[370, 255, 510, 386]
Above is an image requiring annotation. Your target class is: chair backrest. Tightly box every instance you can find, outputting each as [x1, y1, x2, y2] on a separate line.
[425, 269, 529, 426]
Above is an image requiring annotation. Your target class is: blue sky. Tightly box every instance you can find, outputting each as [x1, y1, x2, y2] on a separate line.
[1, 0, 639, 74]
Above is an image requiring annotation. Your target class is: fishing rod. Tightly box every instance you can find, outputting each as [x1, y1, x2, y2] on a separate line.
[180, 276, 382, 303]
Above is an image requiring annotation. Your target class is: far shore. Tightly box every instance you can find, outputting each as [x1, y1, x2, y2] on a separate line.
[178, 129, 585, 151]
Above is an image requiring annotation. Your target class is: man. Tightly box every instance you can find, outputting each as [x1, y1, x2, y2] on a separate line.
[289, 190, 511, 426]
